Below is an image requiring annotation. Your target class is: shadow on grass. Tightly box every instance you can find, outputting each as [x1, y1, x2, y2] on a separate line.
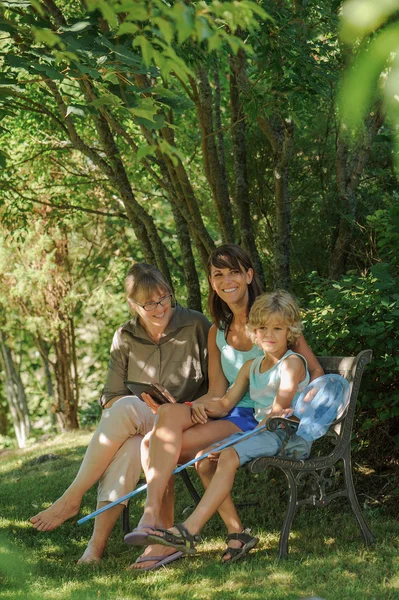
[1, 434, 398, 600]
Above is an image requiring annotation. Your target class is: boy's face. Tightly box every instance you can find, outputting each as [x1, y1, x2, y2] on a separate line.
[254, 317, 289, 358]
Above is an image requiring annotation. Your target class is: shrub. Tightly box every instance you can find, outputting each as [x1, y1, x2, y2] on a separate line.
[302, 207, 399, 461]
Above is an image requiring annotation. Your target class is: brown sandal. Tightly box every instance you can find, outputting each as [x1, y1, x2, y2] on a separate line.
[222, 529, 259, 563]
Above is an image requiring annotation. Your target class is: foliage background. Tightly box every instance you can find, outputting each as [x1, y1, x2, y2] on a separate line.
[0, 0, 397, 467]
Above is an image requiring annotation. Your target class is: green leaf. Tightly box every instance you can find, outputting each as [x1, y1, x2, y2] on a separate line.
[195, 16, 213, 42]
[118, 22, 139, 36]
[341, 0, 399, 42]
[153, 17, 174, 44]
[339, 22, 399, 128]
[130, 97, 158, 122]
[171, 2, 195, 44]
[90, 94, 122, 108]
[88, 0, 118, 29]
[60, 21, 92, 34]
[136, 144, 157, 163]
[0, 149, 9, 168]
[32, 27, 64, 49]
[133, 35, 153, 68]
[65, 105, 86, 118]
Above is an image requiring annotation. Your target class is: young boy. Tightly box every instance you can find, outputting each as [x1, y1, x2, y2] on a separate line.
[141, 290, 311, 562]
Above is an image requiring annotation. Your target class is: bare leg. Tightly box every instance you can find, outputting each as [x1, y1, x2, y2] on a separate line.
[30, 428, 124, 532]
[31, 396, 154, 533]
[78, 503, 124, 564]
[137, 404, 194, 529]
[196, 453, 244, 561]
[150, 447, 240, 542]
[129, 479, 178, 571]
[80, 432, 148, 562]
[137, 407, 241, 528]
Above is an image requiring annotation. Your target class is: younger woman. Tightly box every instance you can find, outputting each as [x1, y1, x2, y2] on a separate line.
[138, 290, 311, 562]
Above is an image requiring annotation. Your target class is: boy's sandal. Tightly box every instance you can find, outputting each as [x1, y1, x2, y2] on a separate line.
[222, 529, 259, 564]
[147, 522, 200, 555]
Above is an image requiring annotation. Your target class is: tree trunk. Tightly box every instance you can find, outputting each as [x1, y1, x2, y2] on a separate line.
[330, 109, 384, 279]
[170, 202, 202, 311]
[190, 64, 235, 243]
[257, 115, 294, 289]
[52, 320, 79, 431]
[230, 50, 265, 286]
[37, 337, 58, 431]
[0, 331, 30, 448]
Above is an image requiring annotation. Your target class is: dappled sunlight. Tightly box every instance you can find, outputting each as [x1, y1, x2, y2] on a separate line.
[0, 518, 30, 530]
[1, 433, 398, 600]
[0, 433, 91, 477]
[267, 570, 294, 584]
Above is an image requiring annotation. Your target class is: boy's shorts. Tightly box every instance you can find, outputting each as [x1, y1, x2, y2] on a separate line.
[223, 428, 312, 467]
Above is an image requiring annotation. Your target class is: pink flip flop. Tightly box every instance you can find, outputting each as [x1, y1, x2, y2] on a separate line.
[124, 525, 157, 546]
[132, 551, 184, 571]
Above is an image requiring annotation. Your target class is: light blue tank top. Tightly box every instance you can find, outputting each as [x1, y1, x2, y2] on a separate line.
[249, 350, 310, 422]
[216, 327, 263, 408]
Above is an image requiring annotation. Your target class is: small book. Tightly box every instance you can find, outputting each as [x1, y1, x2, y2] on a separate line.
[124, 381, 176, 405]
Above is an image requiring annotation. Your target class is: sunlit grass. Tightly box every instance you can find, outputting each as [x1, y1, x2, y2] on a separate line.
[0, 431, 398, 599]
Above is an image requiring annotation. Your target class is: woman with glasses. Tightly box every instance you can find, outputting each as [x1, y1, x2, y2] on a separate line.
[30, 262, 210, 565]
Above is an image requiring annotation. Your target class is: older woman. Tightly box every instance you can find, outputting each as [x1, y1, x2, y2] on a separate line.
[30, 263, 210, 566]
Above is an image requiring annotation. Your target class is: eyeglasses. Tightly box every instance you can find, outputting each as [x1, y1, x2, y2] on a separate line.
[134, 293, 173, 312]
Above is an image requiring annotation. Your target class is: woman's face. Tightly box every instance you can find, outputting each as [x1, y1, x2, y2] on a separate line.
[209, 262, 253, 305]
[130, 288, 174, 330]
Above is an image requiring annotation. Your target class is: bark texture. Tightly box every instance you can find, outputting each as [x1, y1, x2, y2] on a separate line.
[230, 50, 265, 286]
[0, 332, 30, 448]
[258, 113, 294, 289]
[190, 64, 235, 243]
[330, 109, 384, 279]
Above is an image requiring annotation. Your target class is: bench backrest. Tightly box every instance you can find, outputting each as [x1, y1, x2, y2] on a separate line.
[316, 350, 372, 446]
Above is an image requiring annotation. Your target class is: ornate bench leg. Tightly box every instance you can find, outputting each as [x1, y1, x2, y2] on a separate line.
[278, 468, 298, 559]
[342, 452, 376, 545]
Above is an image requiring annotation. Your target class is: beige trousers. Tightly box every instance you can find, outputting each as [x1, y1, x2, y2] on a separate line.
[96, 396, 155, 506]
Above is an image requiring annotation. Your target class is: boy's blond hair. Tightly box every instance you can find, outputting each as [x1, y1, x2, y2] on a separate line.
[246, 290, 303, 348]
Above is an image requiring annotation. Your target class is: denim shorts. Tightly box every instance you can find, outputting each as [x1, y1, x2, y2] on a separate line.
[224, 428, 312, 466]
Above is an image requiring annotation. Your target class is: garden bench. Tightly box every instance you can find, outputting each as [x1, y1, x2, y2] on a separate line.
[122, 350, 375, 557]
[247, 349, 376, 557]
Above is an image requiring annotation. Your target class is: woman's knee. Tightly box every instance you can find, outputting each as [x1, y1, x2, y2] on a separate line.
[105, 395, 142, 420]
[157, 403, 188, 425]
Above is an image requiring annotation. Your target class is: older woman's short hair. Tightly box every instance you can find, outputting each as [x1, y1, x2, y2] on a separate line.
[246, 290, 303, 348]
[125, 263, 172, 304]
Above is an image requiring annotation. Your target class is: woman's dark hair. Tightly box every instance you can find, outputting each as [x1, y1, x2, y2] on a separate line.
[125, 263, 172, 306]
[207, 244, 263, 331]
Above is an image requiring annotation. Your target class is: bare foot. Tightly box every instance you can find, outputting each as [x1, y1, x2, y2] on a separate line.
[77, 540, 104, 564]
[30, 494, 81, 532]
[129, 544, 179, 570]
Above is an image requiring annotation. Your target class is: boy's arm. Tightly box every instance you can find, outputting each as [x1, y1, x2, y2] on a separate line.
[257, 355, 306, 427]
[191, 359, 252, 423]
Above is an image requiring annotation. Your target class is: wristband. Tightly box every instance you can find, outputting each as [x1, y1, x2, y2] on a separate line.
[184, 402, 193, 407]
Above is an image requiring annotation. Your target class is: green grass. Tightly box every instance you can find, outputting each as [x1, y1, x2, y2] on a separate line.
[0, 431, 398, 600]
